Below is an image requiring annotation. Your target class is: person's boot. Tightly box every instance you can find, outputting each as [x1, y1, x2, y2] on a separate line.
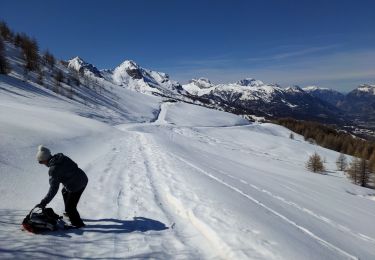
[72, 222, 86, 228]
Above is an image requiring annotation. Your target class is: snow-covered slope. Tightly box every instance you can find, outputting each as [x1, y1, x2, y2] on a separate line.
[1, 69, 375, 259]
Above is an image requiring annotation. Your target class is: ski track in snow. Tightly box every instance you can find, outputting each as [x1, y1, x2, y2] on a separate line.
[168, 153, 358, 260]
[81, 132, 198, 259]
[133, 131, 278, 259]
[203, 164, 375, 245]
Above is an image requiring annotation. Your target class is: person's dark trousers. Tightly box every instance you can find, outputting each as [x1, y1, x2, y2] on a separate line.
[62, 186, 86, 226]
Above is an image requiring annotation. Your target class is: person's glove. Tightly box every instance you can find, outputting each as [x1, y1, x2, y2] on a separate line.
[35, 203, 46, 209]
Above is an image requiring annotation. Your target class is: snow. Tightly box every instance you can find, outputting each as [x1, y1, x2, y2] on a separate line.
[159, 102, 248, 127]
[67, 56, 85, 71]
[182, 79, 289, 103]
[356, 84, 375, 94]
[236, 78, 264, 87]
[1, 43, 375, 259]
[303, 86, 330, 91]
[109, 59, 181, 96]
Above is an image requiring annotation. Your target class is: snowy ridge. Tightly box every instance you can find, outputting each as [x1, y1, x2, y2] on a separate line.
[182, 78, 287, 102]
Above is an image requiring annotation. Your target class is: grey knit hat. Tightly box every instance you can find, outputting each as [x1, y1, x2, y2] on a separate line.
[36, 145, 52, 162]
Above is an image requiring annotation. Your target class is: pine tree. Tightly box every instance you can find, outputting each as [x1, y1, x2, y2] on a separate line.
[369, 152, 375, 172]
[306, 152, 325, 173]
[0, 36, 10, 74]
[346, 158, 361, 184]
[0, 21, 13, 41]
[37, 69, 44, 85]
[359, 158, 371, 187]
[19, 34, 39, 72]
[53, 69, 64, 94]
[42, 50, 55, 69]
[346, 156, 372, 187]
[336, 153, 347, 171]
[54, 70, 64, 84]
[14, 33, 22, 47]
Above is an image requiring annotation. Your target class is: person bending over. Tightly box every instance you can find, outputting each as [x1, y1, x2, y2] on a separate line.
[36, 145, 88, 228]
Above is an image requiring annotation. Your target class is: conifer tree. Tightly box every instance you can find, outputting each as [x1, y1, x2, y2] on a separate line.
[19, 34, 40, 72]
[0, 21, 13, 41]
[346, 158, 361, 184]
[336, 153, 347, 171]
[306, 152, 325, 173]
[14, 33, 22, 47]
[346, 156, 372, 187]
[43, 50, 55, 69]
[53, 69, 64, 94]
[0, 36, 10, 74]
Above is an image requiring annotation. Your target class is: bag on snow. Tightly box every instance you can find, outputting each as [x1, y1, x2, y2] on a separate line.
[22, 207, 62, 233]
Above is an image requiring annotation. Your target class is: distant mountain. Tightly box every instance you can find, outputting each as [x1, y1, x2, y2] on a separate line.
[337, 84, 375, 120]
[68, 57, 103, 78]
[182, 78, 345, 123]
[67, 58, 184, 97]
[64, 57, 363, 125]
[2, 27, 374, 130]
[303, 86, 345, 106]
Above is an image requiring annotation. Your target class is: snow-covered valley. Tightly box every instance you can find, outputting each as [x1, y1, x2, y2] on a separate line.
[1, 73, 375, 260]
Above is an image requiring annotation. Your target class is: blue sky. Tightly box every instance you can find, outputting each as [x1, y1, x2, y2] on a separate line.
[1, 0, 374, 91]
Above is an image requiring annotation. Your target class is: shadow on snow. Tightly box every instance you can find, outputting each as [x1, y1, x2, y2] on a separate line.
[0, 209, 169, 259]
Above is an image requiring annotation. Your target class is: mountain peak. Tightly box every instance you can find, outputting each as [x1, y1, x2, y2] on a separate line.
[303, 86, 330, 92]
[236, 78, 264, 87]
[285, 85, 304, 93]
[356, 84, 375, 94]
[68, 56, 86, 70]
[188, 78, 213, 89]
[67, 56, 103, 78]
[117, 60, 139, 70]
[113, 60, 142, 81]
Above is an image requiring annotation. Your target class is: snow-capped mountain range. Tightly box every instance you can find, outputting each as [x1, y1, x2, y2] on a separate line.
[68, 57, 183, 97]
[4, 36, 374, 125]
[183, 78, 347, 123]
[65, 57, 349, 123]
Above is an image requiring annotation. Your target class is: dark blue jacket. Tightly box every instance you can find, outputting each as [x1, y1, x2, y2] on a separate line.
[40, 153, 88, 206]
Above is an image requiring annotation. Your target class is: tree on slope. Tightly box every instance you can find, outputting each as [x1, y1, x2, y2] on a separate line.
[17, 33, 40, 73]
[336, 153, 348, 171]
[306, 152, 325, 173]
[53, 69, 64, 94]
[0, 21, 13, 41]
[0, 36, 10, 74]
[346, 156, 373, 187]
[42, 50, 55, 70]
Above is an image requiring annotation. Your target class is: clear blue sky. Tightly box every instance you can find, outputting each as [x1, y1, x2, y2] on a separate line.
[1, 0, 374, 91]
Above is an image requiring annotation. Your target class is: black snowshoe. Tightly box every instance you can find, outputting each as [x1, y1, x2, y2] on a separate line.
[22, 207, 63, 233]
